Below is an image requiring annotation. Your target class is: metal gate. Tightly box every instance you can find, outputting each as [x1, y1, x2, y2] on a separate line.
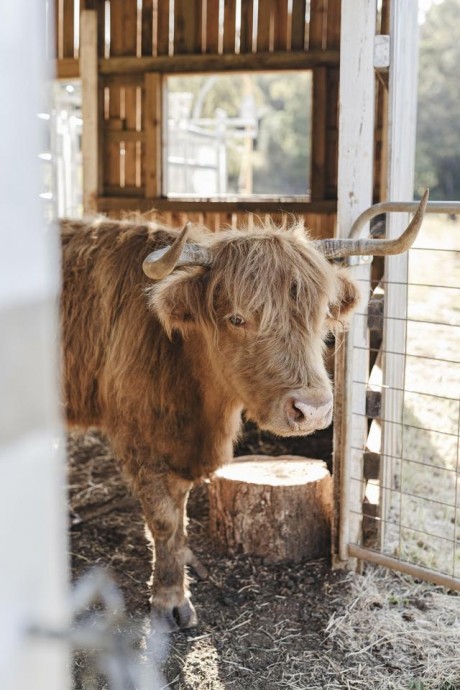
[337, 200, 460, 591]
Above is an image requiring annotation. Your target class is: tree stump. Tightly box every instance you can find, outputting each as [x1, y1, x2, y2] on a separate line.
[208, 455, 332, 563]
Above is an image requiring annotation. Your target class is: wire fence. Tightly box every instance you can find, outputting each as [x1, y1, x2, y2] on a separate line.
[345, 213, 460, 588]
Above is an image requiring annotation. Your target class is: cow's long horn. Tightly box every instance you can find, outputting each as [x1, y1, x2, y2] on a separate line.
[143, 223, 212, 280]
[313, 189, 429, 259]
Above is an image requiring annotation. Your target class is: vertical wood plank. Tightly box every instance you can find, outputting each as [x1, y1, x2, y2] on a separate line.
[104, 90, 122, 191]
[375, 0, 390, 200]
[97, 0, 106, 57]
[309, 0, 327, 50]
[80, 0, 107, 57]
[324, 0, 340, 200]
[257, 0, 272, 52]
[205, 0, 220, 53]
[144, 72, 163, 198]
[274, 0, 289, 51]
[106, 0, 138, 194]
[223, 0, 237, 54]
[81, 10, 100, 212]
[291, 0, 306, 51]
[310, 67, 327, 200]
[157, 0, 170, 55]
[124, 87, 138, 189]
[174, 0, 202, 54]
[239, 0, 254, 53]
[110, 0, 138, 55]
[142, 0, 154, 55]
[381, 0, 419, 546]
[55, 0, 62, 59]
[326, 0, 341, 49]
[334, 0, 377, 565]
[325, 67, 340, 198]
[63, 0, 75, 57]
[203, 212, 219, 231]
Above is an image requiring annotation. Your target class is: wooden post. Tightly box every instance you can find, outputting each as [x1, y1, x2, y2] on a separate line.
[381, 0, 419, 541]
[209, 456, 333, 563]
[80, 9, 100, 213]
[333, 0, 377, 566]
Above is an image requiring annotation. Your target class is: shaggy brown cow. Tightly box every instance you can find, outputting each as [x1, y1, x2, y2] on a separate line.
[61, 192, 427, 631]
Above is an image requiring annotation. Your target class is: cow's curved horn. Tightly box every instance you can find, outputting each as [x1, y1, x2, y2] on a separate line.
[143, 223, 212, 280]
[313, 189, 429, 259]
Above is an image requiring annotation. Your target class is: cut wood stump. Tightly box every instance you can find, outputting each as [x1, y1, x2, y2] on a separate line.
[208, 455, 332, 563]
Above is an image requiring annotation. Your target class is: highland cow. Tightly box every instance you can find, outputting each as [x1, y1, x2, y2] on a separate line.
[61, 192, 427, 630]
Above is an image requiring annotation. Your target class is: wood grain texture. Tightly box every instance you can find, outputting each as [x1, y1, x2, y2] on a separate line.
[311, 67, 327, 201]
[99, 49, 339, 73]
[174, 0, 202, 54]
[209, 456, 332, 563]
[156, 0, 170, 55]
[291, 0, 306, 51]
[239, 0, 254, 53]
[205, 0, 220, 53]
[63, 0, 75, 58]
[309, 0, 326, 50]
[141, 0, 154, 56]
[81, 10, 100, 211]
[257, 0, 272, 52]
[144, 72, 163, 198]
[273, 0, 288, 51]
[223, 0, 237, 54]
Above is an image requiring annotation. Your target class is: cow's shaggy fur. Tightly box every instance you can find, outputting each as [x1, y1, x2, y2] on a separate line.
[60, 217, 360, 630]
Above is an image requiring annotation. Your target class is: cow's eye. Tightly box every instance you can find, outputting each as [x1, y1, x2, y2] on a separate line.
[229, 314, 245, 327]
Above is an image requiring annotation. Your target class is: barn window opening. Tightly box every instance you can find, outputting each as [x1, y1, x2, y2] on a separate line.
[164, 72, 312, 199]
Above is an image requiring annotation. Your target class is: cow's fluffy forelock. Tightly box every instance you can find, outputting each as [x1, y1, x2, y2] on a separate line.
[196, 221, 339, 337]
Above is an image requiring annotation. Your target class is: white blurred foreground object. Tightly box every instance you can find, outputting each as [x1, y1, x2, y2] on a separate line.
[0, 2, 68, 689]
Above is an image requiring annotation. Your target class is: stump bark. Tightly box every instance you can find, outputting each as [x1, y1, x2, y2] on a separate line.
[208, 455, 332, 563]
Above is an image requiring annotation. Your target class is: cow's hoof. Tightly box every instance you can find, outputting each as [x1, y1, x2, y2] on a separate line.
[152, 597, 198, 633]
[184, 546, 209, 580]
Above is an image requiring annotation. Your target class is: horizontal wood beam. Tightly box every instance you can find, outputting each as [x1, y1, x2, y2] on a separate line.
[99, 50, 340, 75]
[97, 197, 337, 214]
[56, 49, 339, 80]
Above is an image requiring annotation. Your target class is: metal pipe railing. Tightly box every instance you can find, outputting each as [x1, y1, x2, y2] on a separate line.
[349, 200, 460, 239]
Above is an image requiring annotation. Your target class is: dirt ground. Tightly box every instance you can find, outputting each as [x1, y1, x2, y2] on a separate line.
[68, 426, 460, 690]
[68, 427, 351, 690]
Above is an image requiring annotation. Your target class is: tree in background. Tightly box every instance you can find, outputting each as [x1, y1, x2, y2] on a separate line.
[416, 0, 460, 199]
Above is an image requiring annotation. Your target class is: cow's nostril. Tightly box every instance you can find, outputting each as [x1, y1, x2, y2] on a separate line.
[291, 400, 306, 422]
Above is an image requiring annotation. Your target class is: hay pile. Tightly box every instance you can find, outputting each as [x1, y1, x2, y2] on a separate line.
[325, 567, 460, 690]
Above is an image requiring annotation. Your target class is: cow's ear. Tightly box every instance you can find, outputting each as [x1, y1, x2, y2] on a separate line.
[147, 267, 207, 337]
[328, 268, 361, 327]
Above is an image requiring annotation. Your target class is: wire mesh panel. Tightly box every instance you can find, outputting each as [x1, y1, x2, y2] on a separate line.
[346, 211, 460, 590]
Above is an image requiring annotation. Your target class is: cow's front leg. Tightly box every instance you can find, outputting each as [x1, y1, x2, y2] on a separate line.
[135, 470, 196, 632]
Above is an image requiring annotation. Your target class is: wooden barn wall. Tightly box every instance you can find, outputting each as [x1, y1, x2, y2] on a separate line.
[55, 0, 344, 238]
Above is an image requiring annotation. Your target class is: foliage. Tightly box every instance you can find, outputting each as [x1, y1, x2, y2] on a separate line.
[416, 0, 460, 199]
